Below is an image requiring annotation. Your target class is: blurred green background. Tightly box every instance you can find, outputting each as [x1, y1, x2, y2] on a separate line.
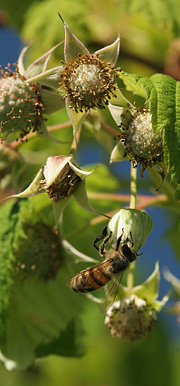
[0, 0, 180, 384]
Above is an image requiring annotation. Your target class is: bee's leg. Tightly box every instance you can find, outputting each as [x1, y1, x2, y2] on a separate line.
[129, 231, 133, 246]
[100, 231, 112, 256]
[93, 226, 108, 251]
[116, 228, 124, 250]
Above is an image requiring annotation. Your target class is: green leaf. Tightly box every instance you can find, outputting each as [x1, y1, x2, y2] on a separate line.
[119, 72, 147, 99]
[0, 267, 84, 370]
[175, 184, 180, 200]
[0, 201, 18, 337]
[123, 0, 180, 36]
[35, 319, 84, 358]
[150, 74, 180, 184]
[0, 199, 84, 369]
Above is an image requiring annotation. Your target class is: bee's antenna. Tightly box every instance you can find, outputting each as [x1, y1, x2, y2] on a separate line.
[137, 252, 143, 256]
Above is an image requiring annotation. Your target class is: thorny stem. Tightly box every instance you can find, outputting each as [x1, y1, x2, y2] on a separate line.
[127, 163, 137, 290]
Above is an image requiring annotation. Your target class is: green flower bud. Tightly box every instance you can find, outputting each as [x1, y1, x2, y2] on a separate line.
[0, 66, 43, 140]
[105, 295, 157, 341]
[107, 208, 153, 251]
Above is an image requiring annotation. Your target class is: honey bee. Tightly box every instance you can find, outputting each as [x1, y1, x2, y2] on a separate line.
[70, 227, 138, 297]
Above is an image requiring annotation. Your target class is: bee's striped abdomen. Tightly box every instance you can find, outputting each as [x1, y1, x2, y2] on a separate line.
[70, 265, 111, 293]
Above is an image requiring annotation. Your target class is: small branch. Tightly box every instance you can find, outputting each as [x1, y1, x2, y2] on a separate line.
[9, 121, 72, 149]
[87, 192, 168, 209]
[100, 119, 120, 137]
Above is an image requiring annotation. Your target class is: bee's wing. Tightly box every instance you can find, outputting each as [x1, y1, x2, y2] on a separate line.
[100, 271, 124, 313]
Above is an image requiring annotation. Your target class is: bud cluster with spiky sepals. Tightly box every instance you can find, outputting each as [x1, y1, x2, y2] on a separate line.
[59, 54, 119, 113]
[119, 108, 164, 174]
[0, 64, 44, 140]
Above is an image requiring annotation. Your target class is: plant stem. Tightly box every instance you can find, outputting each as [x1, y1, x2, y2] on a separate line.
[9, 121, 72, 149]
[127, 163, 137, 290]
[69, 126, 81, 155]
[130, 163, 137, 209]
[100, 119, 120, 136]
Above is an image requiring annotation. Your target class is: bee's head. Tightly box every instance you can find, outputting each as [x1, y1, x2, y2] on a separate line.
[121, 242, 137, 262]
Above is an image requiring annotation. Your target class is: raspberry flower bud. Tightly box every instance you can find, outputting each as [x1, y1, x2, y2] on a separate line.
[107, 208, 153, 251]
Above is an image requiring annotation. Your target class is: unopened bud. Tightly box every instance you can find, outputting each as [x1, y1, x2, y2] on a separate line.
[108, 208, 153, 251]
